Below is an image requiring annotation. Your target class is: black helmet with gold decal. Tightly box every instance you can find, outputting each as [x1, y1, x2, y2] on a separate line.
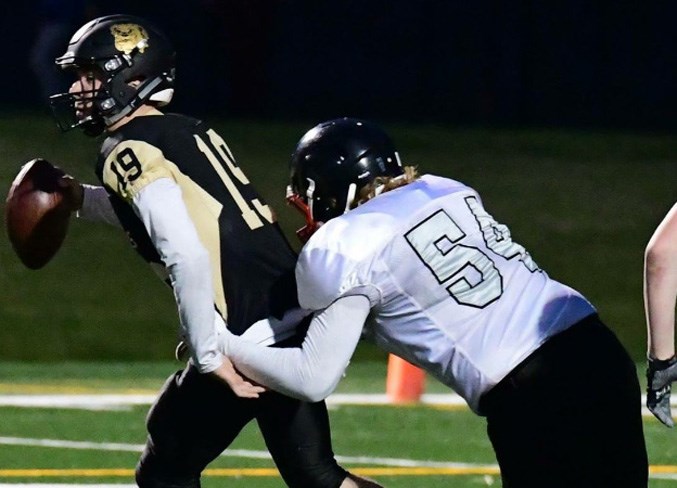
[49, 14, 175, 136]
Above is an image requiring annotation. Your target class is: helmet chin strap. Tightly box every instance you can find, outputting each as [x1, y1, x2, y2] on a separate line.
[102, 76, 165, 126]
[342, 183, 357, 214]
[374, 173, 407, 197]
[304, 178, 316, 219]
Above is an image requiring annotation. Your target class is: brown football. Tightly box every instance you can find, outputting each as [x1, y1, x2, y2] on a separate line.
[5, 158, 71, 269]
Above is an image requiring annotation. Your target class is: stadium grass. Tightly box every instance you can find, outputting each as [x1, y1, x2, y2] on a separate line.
[0, 361, 674, 487]
[0, 115, 674, 486]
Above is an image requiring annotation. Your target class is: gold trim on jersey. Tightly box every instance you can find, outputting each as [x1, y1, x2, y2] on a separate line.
[102, 140, 169, 200]
[102, 139, 228, 320]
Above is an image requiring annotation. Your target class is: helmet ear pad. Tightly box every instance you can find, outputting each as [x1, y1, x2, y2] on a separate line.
[289, 118, 404, 224]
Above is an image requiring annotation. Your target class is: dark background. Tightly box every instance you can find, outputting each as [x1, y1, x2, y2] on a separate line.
[4, 0, 677, 129]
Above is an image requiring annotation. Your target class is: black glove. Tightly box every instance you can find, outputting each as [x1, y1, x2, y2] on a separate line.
[647, 355, 677, 427]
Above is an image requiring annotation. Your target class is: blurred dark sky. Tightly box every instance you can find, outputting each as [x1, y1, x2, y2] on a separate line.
[4, 0, 677, 129]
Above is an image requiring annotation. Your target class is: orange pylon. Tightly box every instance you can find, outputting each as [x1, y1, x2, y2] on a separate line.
[386, 354, 426, 403]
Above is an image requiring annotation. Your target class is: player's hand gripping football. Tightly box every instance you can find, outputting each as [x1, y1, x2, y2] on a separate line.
[211, 357, 266, 399]
[56, 174, 84, 212]
[647, 356, 677, 427]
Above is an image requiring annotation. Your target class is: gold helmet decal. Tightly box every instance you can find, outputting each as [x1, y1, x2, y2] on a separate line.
[110, 23, 149, 54]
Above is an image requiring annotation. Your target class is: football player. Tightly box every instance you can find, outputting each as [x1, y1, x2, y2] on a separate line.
[224, 118, 650, 487]
[50, 15, 381, 488]
[644, 202, 677, 427]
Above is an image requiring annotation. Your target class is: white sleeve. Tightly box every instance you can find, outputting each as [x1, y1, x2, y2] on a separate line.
[240, 307, 311, 346]
[132, 177, 224, 373]
[227, 294, 370, 402]
[77, 184, 122, 227]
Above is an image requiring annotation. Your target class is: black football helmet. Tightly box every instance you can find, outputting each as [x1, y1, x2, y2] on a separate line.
[49, 14, 175, 136]
[287, 118, 404, 241]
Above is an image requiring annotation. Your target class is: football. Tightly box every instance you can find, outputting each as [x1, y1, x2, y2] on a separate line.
[5, 158, 71, 269]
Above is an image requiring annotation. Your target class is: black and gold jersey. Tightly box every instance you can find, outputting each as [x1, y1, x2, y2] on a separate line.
[95, 112, 298, 335]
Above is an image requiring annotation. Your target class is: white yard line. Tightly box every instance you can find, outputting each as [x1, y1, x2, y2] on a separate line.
[0, 436, 491, 467]
[0, 393, 467, 411]
[655, 475, 677, 481]
[0, 436, 673, 482]
[0, 435, 675, 476]
[0, 395, 155, 411]
[0, 393, 671, 417]
[0, 437, 269, 461]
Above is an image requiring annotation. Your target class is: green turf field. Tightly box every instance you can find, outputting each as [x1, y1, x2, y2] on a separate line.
[0, 361, 674, 487]
[0, 114, 674, 484]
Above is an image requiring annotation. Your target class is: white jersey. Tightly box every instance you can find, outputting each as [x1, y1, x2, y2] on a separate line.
[297, 174, 595, 412]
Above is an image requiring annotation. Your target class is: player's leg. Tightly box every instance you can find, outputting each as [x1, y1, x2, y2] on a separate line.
[481, 314, 648, 488]
[256, 392, 383, 488]
[135, 365, 255, 488]
[571, 316, 648, 486]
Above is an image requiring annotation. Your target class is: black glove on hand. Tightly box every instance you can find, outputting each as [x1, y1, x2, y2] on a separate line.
[647, 355, 677, 428]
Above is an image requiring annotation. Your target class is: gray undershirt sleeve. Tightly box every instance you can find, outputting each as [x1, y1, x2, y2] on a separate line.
[227, 294, 371, 402]
[78, 184, 122, 227]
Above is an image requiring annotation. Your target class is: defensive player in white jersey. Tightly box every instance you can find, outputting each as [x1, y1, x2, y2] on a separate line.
[224, 118, 649, 487]
[644, 202, 677, 427]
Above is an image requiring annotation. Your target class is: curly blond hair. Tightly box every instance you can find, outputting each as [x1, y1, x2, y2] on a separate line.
[353, 165, 419, 208]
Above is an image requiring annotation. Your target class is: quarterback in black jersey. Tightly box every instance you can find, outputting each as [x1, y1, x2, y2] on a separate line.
[49, 14, 381, 488]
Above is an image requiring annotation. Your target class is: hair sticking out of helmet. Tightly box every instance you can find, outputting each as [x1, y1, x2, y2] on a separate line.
[49, 14, 176, 136]
[355, 164, 419, 207]
[286, 118, 411, 242]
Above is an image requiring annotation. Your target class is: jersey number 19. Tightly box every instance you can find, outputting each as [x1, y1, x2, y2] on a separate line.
[194, 129, 274, 230]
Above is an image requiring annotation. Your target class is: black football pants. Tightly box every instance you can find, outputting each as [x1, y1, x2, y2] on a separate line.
[135, 364, 348, 488]
[479, 314, 649, 488]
